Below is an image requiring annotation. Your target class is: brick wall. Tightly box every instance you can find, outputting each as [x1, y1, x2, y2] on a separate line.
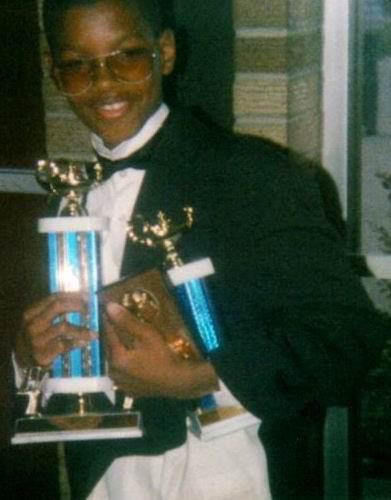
[39, 0, 323, 161]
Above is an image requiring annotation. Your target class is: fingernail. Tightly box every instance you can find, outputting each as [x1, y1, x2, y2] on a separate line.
[75, 340, 89, 347]
[106, 302, 124, 316]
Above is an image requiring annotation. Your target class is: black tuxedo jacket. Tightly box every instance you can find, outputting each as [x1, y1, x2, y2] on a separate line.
[112, 108, 389, 417]
[83, 107, 388, 499]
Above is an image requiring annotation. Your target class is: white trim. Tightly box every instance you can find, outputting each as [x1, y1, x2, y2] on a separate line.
[188, 411, 260, 442]
[43, 376, 116, 406]
[12, 425, 143, 444]
[44, 375, 114, 395]
[322, 0, 350, 217]
[38, 216, 109, 233]
[91, 103, 169, 161]
[0, 168, 45, 194]
[11, 420, 143, 444]
[167, 258, 215, 286]
[365, 255, 391, 279]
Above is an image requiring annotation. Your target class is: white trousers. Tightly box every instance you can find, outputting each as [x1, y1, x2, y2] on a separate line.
[89, 426, 271, 500]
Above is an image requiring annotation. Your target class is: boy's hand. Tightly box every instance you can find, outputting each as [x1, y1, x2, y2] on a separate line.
[105, 302, 218, 399]
[15, 292, 98, 368]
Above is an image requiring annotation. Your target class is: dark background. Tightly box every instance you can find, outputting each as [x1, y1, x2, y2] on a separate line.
[0, 0, 46, 167]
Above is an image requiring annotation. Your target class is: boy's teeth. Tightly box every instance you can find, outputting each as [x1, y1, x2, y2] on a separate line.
[102, 102, 123, 111]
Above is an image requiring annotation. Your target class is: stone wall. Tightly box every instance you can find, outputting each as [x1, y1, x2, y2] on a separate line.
[39, 0, 323, 161]
[40, 33, 92, 160]
[233, 0, 323, 159]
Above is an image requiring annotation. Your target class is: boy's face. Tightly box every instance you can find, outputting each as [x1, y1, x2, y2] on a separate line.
[50, 0, 175, 147]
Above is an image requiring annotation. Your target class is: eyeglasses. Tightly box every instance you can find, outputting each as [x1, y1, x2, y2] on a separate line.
[53, 48, 157, 96]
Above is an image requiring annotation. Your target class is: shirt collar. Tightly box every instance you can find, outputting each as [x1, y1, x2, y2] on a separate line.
[91, 103, 169, 161]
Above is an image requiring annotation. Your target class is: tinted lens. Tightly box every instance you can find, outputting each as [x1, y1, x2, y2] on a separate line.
[55, 60, 92, 96]
[54, 49, 156, 96]
[108, 49, 155, 83]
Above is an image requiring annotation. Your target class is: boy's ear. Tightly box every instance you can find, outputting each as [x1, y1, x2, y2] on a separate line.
[44, 51, 61, 89]
[43, 50, 53, 71]
[43, 51, 57, 85]
[158, 29, 176, 76]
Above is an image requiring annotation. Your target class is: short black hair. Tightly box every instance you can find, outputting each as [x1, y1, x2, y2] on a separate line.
[42, 0, 174, 53]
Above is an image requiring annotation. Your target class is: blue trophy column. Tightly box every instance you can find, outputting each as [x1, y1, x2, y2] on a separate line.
[39, 216, 107, 379]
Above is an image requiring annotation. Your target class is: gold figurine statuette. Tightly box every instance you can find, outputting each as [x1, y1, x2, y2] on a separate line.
[36, 159, 103, 216]
[127, 207, 194, 267]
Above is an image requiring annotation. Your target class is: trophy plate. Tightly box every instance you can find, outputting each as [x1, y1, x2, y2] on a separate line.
[13, 375, 142, 444]
[12, 410, 142, 444]
[188, 406, 260, 441]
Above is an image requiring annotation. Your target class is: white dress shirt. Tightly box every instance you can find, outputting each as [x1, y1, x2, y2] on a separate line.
[89, 103, 169, 285]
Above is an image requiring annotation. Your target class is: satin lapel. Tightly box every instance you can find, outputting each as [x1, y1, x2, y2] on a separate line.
[120, 111, 200, 277]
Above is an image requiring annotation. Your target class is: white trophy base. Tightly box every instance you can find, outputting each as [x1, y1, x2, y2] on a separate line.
[38, 216, 109, 233]
[12, 376, 143, 444]
[188, 407, 259, 441]
[43, 376, 115, 404]
[188, 381, 260, 441]
[12, 412, 142, 445]
[167, 257, 214, 285]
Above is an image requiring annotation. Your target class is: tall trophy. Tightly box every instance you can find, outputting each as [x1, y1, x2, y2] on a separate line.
[127, 208, 260, 440]
[12, 159, 142, 444]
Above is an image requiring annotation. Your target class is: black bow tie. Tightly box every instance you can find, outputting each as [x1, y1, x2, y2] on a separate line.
[94, 123, 165, 180]
[96, 155, 147, 180]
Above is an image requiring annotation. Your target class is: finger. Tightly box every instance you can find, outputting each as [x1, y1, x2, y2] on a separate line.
[108, 369, 140, 396]
[23, 292, 87, 330]
[36, 331, 95, 367]
[105, 302, 142, 347]
[105, 327, 135, 375]
[104, 317, 125, 349]
[30, 316, 97, 349]
[26, 292, 85, 321]
[23, 296, 52, 325]
[31, 322, 97, 365]
[105, 302, 138, 327]
[105, 302, 158, 343]
[51, 321, 98, 343]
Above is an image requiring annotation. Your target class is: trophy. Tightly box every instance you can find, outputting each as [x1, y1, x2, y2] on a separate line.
[127, 208, 260, 440]
[12, 159, 142, 444]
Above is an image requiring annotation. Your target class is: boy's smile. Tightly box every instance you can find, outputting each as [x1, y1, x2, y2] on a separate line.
[50, 0, 175, 148]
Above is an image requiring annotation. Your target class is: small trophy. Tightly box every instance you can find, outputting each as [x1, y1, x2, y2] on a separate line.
[12, 159, 142, 444]
[127, 208, 260, 440]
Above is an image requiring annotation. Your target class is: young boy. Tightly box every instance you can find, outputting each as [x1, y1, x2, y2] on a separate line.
[16, 1, 269, 498]
[14, 0, 390, 498]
